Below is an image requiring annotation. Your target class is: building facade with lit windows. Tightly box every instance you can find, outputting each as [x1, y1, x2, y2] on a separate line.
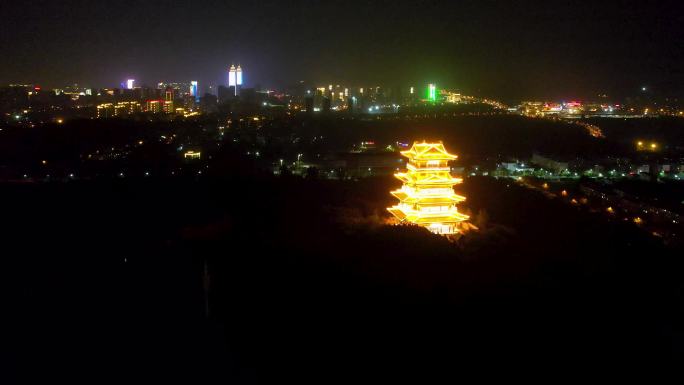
[96, 101, 142, 118]
[146, 100, 163, 113]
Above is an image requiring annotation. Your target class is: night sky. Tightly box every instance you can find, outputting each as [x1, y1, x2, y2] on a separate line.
[1, 0, 682, 101]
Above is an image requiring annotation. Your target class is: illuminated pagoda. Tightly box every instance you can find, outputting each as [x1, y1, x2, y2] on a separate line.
[388, 141, 469, 235]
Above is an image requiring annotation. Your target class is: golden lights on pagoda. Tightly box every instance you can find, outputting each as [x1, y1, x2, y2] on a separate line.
[388, 141, 470, 235]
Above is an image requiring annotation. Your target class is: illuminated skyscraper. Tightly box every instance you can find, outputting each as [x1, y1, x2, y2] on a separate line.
[236, 65, 243, 86]
[388, 141, 469, 235]
[427, 84, 437, 102]
[126, 79, 135, 90]
[190, 81, 199, 102]
[228, 65, 237, 87]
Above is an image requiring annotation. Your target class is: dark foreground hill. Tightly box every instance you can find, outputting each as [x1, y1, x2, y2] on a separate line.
[3, 175, 684, 383]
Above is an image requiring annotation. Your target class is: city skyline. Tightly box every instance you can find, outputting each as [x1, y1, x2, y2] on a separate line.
[1, 1, 683, 102]
[2, 62, 680, 105]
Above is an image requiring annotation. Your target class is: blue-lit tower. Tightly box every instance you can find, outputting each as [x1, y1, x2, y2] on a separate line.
[236, 65, 243, 86]
[190, 81, 199, 102]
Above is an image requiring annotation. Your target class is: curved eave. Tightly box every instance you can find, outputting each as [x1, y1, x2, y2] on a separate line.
[393, 195, 466, 205]
[387, 206, 407, 220]
[390, 190, 408, 200]
[399, 177, 463, 186]
[394, 173, 410, 183]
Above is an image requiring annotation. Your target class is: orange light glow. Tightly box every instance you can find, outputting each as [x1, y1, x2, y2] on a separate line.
[387, 141, 470, 235]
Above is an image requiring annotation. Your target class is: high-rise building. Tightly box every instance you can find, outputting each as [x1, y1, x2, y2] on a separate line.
[146, 100, 163, 113]
[217, 86, 230, 102]
[236, 65, 243, 86]
[126, 79, 135, 90]
[428, 84, 437, 102]
[228, 65, 237, 87]
[190, 81, 199, 102]
[200, 93, 218, 113]
[163, 100, 174, 114]
[164, 87, 174, 113]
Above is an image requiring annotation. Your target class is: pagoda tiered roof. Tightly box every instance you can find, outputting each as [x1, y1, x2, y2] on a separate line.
[400, 142, 458, 161]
